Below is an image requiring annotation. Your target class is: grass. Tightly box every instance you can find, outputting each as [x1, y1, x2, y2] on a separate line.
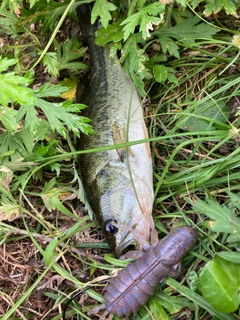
[0, 0, 240, 319]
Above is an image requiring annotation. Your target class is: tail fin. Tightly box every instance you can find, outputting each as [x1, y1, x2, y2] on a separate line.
[76, 4, 100, 40]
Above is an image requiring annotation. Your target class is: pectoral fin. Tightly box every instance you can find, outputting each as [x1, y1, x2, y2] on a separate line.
[112, 121, 127, 162]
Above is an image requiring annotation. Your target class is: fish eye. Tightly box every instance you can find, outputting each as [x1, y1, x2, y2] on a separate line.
[104, 219, 118, 236]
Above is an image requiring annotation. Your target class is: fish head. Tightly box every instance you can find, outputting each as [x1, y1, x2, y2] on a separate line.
[100, 187, 151, 258]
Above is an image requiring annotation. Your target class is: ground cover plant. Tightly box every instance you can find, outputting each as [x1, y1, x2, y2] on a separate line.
[0, 0, 240, 319]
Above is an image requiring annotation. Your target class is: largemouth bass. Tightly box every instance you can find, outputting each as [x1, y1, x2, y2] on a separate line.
[76, 5, 154, 257]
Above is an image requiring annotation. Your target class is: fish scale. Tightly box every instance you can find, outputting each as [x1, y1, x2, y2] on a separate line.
[76, 4, 154, 257]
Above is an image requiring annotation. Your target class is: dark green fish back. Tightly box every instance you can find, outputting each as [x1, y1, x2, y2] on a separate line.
[76, 4, 154, 256]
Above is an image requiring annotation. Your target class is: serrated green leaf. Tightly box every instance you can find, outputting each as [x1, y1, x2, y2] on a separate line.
[0, 56, 16, 72]
[0, 202, 20, 221]
[162, 16, 217, 44]
[158, 35, 180, 58]
[0, 106, 18, 132]
[121, 12, 141, 41]
[192, 198, 240, 233]
[41, 3, 67, 34]
[175, 0, 186, 6]
[153, 292, 195, 314]
[153, 16, 217, 56]
[35, 82, 68, 98]
[40, 183, 77, 219]
[17, 104, 39, 130]
[0, 72, 35, 107]
[122, 35, 150, 79]
[149, 297, 169, 319]
[203, 0, 237, 16]
[43, 52, 60, 77]
[91, 0, 117, 29]
[199, 256, 240, 313]
[0, 9, 25, 37]
[120, 34, 152, 95]
[36, 98, 95, 138]
[56, 38, 88, 71]
[121, 2, 165, 40]
[139, 14, 162, 39]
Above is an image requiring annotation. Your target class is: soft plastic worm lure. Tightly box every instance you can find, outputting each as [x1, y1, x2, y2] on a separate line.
[63, 225, 197, 320]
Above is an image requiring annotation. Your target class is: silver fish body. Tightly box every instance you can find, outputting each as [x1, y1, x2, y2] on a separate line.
[76, 5, 154, 257]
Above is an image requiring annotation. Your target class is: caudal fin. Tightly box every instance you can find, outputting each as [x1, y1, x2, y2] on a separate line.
[76, 4, 100, 40]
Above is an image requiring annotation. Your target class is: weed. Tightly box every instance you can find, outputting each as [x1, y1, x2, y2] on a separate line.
[0, 0, 240, 319]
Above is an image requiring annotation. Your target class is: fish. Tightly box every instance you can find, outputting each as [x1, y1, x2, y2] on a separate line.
[76, 4, 154, 257]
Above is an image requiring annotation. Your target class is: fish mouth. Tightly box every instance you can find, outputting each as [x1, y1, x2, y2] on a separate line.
[114, 231, 137, 258]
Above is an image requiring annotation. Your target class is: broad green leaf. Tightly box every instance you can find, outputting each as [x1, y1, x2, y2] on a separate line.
[91, 0, 117, 29]
[192, 198, 240, 233]
[153, 65, 168, 83]
[166, 277, 235, 320]
[179, 100, 230, 132]
[44, 237, 58, 265]
[153, 65, 178, 84]
[95, 22, 124, 46]
[217, 252, 240, 264]
[199, 256, 240, 313]
[167, 71, 179, 85]
[226, 191, 240, 211]
[227, 234, 240, 243]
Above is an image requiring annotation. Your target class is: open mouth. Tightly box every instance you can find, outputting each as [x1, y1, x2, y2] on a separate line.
[115, 229, 138, 258]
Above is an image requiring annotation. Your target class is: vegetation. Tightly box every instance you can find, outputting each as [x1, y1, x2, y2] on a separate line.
[0, 0, 240, 319]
